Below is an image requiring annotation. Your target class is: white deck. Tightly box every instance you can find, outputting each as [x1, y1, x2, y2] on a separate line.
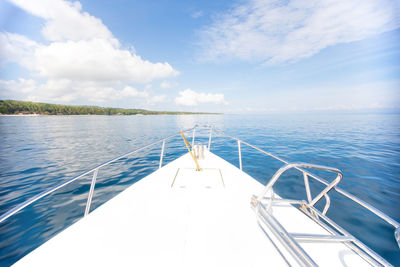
[15, 150, 371, 266]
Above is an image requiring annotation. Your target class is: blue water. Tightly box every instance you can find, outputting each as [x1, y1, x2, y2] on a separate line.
[0, 114, 399, 266]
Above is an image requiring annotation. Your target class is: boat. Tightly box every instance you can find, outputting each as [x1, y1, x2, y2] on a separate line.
[1, 125, 399, 266]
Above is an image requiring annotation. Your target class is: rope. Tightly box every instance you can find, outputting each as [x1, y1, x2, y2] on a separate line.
[180, 130, 201, 171]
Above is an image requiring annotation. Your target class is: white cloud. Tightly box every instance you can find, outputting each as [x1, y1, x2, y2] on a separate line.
[147, 95, 166, 105]
[160, 80, 177, 89]
[0, 78, 76, 102]
[9, 0, 114, 42]
[200, 0, 400, 64]
[191, 10, 204, 19]
[0, 29, 178, 84]
[1, 0, 179, 104]
[120, 86, 149, 98]
[31, 38, 178, 83]
[0, 79, 150, 103]
[175, 88, 228, 106]
[0, 79, 37, 95]
[0, 32, 39, 68]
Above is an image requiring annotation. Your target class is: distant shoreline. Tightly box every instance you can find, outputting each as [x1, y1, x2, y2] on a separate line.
[0, 100, 222, 116]
[0, 113, 222, 116]
[0, 114, 41, 117]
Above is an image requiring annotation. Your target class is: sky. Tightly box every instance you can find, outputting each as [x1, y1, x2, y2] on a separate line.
[0, 0, 399, 113]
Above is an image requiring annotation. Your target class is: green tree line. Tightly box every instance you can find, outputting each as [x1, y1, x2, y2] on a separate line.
[0, 100, 218, 115]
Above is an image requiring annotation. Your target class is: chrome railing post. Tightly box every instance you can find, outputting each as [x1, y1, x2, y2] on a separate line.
[238, 140, 242, 170]
[208, 128, 212, 150]
[309, 173, 342, 207]
[322, 194, 331, 216]
[84, 168, 99, 217]
[303, 172, 312, 203]
[159, 140, 165, 169]
[192, 128, 196, 147]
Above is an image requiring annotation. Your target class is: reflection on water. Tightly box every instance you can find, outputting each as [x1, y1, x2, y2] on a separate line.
[0, 114, 399, 265]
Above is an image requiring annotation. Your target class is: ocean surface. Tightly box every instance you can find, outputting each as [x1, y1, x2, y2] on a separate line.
[0, 114, 399, 266]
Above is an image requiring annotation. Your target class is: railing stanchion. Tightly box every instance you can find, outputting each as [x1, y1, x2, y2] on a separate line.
[159, 140, 165, 169]
[303, 172, 312, 203]
[238, 140, 242, 170]
[323, 194, 331, 215]
[84, 168, 98, 217]
[192, 128, 196, 147]
[208, 128, 212, 150]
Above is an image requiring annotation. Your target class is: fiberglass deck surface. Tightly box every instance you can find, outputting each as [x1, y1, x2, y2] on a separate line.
[14, 151, 371, 266]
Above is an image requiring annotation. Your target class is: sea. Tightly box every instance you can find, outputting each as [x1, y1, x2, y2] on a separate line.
[0, 113, 399, 266]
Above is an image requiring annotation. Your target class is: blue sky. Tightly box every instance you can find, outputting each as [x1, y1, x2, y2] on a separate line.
[0, 0, 399, 113]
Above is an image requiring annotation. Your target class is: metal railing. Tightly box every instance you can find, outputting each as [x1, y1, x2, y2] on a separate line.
[253, 163, 342, 215]
[209, 127, 399, 228]
[250, 163, 382, 266]
[207, 126, 399, 266]
[1, 125, 399, 265]
[0, 127, 196, 224]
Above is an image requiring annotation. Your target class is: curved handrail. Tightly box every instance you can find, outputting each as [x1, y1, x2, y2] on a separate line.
[255, 163, 342, 209]
[249, 162, 391, 266]
[210, 127, 400, 230]
[0, 127, 195, 224]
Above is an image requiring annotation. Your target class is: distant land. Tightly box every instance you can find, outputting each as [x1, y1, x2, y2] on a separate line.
[0, 100, 221, 115]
